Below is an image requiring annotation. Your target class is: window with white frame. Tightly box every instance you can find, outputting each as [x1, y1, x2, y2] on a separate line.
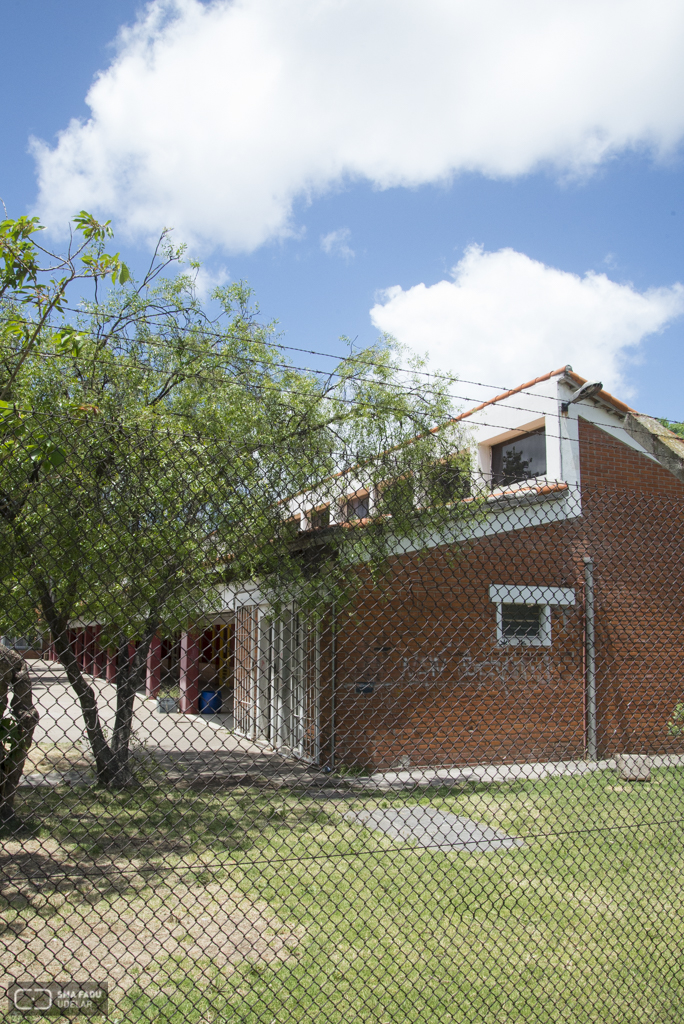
[490, 428, 546, 487]
[488, 585, 575, 647]
[341, 492, 370, 523]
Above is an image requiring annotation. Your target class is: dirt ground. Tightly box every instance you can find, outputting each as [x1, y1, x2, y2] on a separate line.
[1, 834, 303, 1000]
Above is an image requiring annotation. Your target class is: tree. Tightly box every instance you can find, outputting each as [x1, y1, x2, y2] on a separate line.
[658, 417, 684, 439]
[0, 644, 38, 823]
[0, 212, 474, 790]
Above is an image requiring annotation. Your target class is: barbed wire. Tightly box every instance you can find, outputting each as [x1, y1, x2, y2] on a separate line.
[2, 319, 683, 447]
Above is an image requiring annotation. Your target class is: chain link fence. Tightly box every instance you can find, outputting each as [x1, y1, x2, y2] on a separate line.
[1, 415, 683, 1023]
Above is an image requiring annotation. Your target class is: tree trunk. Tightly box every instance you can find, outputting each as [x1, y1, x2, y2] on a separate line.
[39, 584, 163, 790]
[108, 624, 158, 787]
[0, 644, 39, 824]
[38, 590, 127, 787]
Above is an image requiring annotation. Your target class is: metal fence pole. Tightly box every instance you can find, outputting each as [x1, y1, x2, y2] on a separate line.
[584, 555, 597, 760]
[329, 597, 336, 772]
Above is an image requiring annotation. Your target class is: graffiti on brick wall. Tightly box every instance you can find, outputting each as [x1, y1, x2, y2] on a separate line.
[393, 646, 563, 693]
[458, 649, 559, 695]
[400, 652, 449, 682]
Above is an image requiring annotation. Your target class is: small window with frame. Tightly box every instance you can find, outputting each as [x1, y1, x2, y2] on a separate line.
[489, 584, 575, 648]
[497, 603, 551, 647]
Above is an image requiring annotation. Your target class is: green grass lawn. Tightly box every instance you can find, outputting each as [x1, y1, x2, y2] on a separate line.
[4, 766, 684, 1023]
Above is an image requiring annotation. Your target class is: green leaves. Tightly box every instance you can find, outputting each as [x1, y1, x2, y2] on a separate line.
[54, 325, 88, 358]
[0, 207, 138, 405]
[0, 211, 477, 647]
[667, 701, 684, 737]
[117, 262, 131, 285]
[0, 399, 20, 424]
[0, 215, 43, 296]
[73, 210, 114, 243]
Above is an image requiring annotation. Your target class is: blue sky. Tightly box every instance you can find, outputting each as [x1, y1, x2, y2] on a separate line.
[3, 0, 684, 418]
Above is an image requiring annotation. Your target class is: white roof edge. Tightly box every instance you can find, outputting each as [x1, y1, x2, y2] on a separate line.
[488, 585, 576, 606]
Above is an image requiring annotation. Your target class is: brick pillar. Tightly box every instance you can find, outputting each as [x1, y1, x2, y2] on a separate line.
[180, 631, 199, 713]
[146, 634, 162, 699]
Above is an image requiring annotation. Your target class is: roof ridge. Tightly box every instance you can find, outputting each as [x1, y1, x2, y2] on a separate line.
[447, 365, 571, 425]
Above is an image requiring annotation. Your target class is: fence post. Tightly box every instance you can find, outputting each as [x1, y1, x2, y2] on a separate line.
[330, 598, 336, 772]
[180, 630, 199, 713]
[584, 555, 597, 760]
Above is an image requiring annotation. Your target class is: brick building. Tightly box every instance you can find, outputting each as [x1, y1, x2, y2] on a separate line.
[227, 365, 684, 769]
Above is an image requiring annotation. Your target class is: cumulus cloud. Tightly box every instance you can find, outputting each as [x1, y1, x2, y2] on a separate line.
[320, 228, 354, 260]
[32, 0, 684, 250]
[369, 246, 684, 399]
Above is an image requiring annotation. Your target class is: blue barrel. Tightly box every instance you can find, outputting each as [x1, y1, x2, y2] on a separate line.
[199, 689, 222, 715]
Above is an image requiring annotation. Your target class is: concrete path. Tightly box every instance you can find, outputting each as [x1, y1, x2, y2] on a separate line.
[25, 660, 684, 793]
[345, 806, 523, 851]
[24, 660, 328, 789]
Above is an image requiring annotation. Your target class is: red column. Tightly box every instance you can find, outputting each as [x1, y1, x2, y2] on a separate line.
[180, 630, 199, 713]
[74, 629, 84, 671]
[84, 627, 94, 676]
[106, 650, 117, 684]
[91, 625, 102, 678]
[146, 634, 162, 699]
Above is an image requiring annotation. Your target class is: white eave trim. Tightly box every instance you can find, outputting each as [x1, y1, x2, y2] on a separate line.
[489, 585, 576, 606]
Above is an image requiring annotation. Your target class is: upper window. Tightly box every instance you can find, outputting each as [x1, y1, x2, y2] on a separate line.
[310, 505, 330, 530]
[342, 493, 369, 523]
[283, 515, 301, 540]
[490, 428, 546, 487]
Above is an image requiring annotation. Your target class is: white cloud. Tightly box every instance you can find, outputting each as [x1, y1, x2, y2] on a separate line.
[32, 0, 684, 250]
[190, 263, 230, 301]
[320, 228, 354, 260]
[369, 246, 684, 400]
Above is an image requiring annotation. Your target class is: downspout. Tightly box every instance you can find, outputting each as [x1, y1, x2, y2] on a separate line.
[583, 556, 597, 760]
[329, 598, 337, 772]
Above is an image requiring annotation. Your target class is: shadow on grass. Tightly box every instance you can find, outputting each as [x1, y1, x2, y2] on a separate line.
[2, 780, 336, 930]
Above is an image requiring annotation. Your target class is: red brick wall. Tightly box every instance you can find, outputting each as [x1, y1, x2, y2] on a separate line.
[331, 517, 586, 770]
[579, 417, 684, 497]
[326, 420, 684, 768]
[578, 418, 684, 757]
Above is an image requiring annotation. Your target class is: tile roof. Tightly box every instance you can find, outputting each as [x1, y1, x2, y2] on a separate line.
[452, 365, 636, 423]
